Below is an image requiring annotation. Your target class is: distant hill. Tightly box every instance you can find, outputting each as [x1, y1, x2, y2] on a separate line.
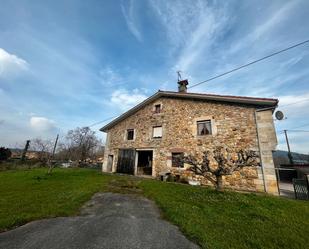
[273, 150, 309, 167]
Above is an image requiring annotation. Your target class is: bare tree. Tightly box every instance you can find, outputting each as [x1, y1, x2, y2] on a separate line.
[58, 127, 101, 163]
[55, 142, 71, 161]
[30, 138, 53, 162]
[182, 146, 260, 191]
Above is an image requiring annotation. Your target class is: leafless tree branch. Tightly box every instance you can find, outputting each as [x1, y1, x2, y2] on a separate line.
[182, 147, 259, 191]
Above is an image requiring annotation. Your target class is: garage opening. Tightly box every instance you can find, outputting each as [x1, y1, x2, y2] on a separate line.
[117, 149, 135, 175]
[137, 150, 153, 176]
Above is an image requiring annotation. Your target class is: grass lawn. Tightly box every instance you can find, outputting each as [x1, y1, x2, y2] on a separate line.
[0, 168, 115, 231]
[139, 180, 309, 249]
[0, 168, 308, 249]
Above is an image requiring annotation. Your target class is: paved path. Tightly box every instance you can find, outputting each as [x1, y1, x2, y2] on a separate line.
[0, 193, 199, 249]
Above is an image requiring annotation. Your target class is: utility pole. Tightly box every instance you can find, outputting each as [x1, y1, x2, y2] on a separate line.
[21, 140, 30, 161]
[51, 134, 59, 159]
[48, 134, 59, 174]
[284, 130, 293, 165]
[177, 71, 182, 82]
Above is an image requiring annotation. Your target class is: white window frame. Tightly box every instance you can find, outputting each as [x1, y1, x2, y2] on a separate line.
[191, 116, 217, 137]
[152, 126, 162, 138]
[152, 102, 163, 114]
[197, 120, 212, 136]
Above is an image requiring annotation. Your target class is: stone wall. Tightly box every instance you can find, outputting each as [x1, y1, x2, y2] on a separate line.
[255, 109, 279, 194]
[103, 96, 278, 193]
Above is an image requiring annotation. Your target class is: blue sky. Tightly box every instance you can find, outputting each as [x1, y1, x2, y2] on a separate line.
[0, 0, 309, 153]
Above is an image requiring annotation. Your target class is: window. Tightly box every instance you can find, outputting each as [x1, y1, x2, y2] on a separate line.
[172, 153, 184, 168]
[127, 129, 134, 140]
[197, 120, 212, 135]
[153, 126, 162, 138]
[154, 104, 161, 113]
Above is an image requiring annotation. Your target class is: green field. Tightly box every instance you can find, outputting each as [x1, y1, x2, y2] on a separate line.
[0, 168, 308, 249]
[0, 168, 111, 231]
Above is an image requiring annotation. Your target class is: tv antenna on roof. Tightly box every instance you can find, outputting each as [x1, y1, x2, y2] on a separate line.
[177, 71, 182, 82]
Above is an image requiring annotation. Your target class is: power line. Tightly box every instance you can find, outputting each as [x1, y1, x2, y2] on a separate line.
[288, 129, 309, 132]
[188, 39, 309, 89]
[43, 39, 309, 136]
[54, 115, 118, 141]
[279, 123, 309, 132]
[41, 39, 309, 139]
[279, 129, 309, 133]
[88, 115, 118, 127]
[279, 98, 309, 108]
[88, 39, 309, 130]
[291, 123, 309, 129]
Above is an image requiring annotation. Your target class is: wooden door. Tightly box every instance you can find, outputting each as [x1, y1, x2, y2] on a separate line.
[107, 155, 113, 172]
[117, 149, 135, 175]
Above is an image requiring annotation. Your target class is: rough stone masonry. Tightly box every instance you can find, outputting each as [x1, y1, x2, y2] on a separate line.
[101, 86, 279, 195]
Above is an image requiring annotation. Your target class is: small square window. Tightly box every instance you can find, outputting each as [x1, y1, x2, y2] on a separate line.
[172, 153, 184, 168]
[197, 120, 212, 135]
[127, 129, 134, 140]
[154, 104, 161, 113]
[153, 126, 162, 138]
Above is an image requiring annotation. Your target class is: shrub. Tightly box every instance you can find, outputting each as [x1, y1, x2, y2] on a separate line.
[0, 147, 11, 161]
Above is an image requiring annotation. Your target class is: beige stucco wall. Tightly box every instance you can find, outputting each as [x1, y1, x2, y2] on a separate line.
[102, 96, 278, 194]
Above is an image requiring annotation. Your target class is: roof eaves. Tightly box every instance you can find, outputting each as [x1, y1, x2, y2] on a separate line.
[100, 90, 278, 132]
[160, 91, 278, 106]
[100, 91, 162, 132]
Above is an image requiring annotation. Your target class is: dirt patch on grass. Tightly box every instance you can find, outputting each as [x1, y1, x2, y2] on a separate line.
[106, 175, 143, 195]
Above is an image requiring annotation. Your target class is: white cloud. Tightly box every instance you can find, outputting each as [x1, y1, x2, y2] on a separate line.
[99, 66, 129, 87]
[251, 1, 298, 41]
[30, 116, 56, 131]
[149, 0, 228, 73]
[276, 93, 309, 121]
[0, 48, 29, 77]
[121, 0, 142, 42]
[274, 93, 309, 153]
[228, 1, 299, 55]
[277, 131, 309, 154]
[110, 88, 148, 111]
[278, 93, 309, 107]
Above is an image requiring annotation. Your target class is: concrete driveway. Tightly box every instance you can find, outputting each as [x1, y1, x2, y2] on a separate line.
[0, 193, 199, 249]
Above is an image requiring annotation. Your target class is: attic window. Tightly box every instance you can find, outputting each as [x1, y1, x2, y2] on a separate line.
[154, 104, 161, 113]
[153, 126, 162, 138]
[197, 120, 212, 135]
[127, 129, 134, 140]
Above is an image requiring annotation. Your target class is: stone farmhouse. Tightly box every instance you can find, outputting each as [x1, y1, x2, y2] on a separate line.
[100, 80, 279, 195]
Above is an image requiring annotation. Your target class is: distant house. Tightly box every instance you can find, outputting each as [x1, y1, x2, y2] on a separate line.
[9, 148, 49, 160]
[9, 148, 23, 159]
[100, 80, 279, 194]
[273, 150, 309, 182]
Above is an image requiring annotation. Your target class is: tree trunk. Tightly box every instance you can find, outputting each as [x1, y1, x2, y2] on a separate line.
[216, 175, 224, 191]
[47, 161, 53, 175]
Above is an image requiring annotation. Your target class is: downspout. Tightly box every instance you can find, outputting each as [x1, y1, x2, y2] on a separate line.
[254, 110, 267, 193]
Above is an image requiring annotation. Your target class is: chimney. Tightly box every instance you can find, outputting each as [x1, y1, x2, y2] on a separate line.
[178, 79, 188, 93]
